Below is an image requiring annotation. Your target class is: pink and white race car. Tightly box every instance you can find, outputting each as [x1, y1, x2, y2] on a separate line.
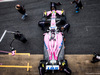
[38, 2, 71, 75]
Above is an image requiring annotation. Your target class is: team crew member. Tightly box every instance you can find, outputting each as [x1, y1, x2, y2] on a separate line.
[60, 60, 72, 75]
[91, 53, 100, 63]
[50, 2, 62, 10]
[60, 24, 70, 32]
[58, 23, 70, 33]
[15, 4, 27, 20]
[71, 0, 83, 13]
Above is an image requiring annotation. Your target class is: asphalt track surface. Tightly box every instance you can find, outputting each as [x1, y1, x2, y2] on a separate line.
[0, 0, 100, 54]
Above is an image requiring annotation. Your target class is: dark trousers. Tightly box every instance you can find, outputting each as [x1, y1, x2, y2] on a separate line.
[91, 54, 100, 63]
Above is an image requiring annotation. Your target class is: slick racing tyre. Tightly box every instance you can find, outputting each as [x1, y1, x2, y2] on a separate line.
[38, 60, 46, 75]
[42, 17, 47, 21]
[60, 15, 66, 24]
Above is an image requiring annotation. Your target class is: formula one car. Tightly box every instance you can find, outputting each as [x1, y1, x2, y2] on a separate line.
[38, 2, 71, 75]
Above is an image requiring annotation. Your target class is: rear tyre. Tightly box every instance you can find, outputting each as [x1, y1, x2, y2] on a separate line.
[38, 60, 46, 75]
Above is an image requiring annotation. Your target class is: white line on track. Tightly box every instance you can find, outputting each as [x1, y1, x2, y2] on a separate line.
[85, 73, 100, 75]
[85, 26, 100, 31]
[85, 4, 100, 6]
[0, 30, 7, 42]
[0, 0, 16, 2]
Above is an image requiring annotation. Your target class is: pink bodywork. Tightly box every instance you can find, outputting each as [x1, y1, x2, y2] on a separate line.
[12, 51, 15, 56]
[44, 10, 63, 60]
